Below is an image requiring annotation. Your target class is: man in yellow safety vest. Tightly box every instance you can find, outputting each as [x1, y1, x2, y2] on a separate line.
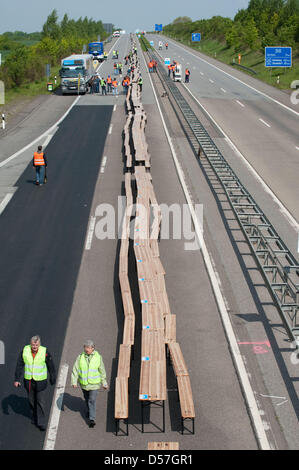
[72, 340, 108, 428]
[14, 335, 56, 430]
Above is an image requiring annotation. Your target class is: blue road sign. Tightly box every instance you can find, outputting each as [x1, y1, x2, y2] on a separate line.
[265, 47, 292, 67]
[192, 33, 201, 42]
[155, 24, 163, 32]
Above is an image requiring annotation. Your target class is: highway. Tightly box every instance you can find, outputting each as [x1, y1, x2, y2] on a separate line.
[0, 33, 299, 450]
[149, 34, 299, 253]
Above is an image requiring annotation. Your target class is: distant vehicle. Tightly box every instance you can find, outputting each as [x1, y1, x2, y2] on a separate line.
[113, 31, 120, 37]
[59, 54, 94, 95]
[88, 42, 104, 61]
[158, 41, 163, 50]
[174, 63, 182, 82]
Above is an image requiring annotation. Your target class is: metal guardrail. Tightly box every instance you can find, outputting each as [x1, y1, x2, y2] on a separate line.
[146, 46, 299, 347]
[232, 62, 257, 75]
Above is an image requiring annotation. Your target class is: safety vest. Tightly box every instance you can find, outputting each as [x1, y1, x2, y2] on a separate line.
[112, 80, 118, 87]
[23, 345, 47, 381]
[78, 351, 103, 386]
[33, 152, 45, 166]
[185, 69, 190, 75]
[138, 78, 143, 85]
[100, 79, 106, 87]
[107, 77, 112, 83]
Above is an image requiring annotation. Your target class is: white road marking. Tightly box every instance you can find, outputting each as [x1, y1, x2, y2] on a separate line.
[209, 79, 214, 83]
[100, 156, 107, 174]
[259, 118, 271, 128]
[113, 104, 117, 112]
[220, 88, 227, 93]
[276, 400, 288, 406]
[236, 100, 245, 108]
[44, 363, 69, 450]
[167, 38, 299, 117]
[85, 216, 96, 250]
[42, 134, 53, 148]
[182, 82, 299, 232]
[200, 72, 204, 76]
[260, 394, 286, 399]
[0, 193, 13, 216]
[109, 124, 113, 135]
[144, 47, 272, 451]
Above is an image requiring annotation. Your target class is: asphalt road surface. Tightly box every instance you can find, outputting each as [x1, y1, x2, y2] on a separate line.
[0, 105, 113, 449]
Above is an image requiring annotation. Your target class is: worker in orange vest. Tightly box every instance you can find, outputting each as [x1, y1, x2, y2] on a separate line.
[165, 42, 168, 50]
[32, 145, 47, 186]
[112, 78, 118, 95]
[148, 61, 153, 73]
[185, 68, 190, 83]
[168, 64, 172, 77]
[122, 76, 130, 95]
[107, 75, 112, 93]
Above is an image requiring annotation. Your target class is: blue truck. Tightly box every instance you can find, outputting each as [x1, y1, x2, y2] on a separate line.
[88, 42, 104, 61]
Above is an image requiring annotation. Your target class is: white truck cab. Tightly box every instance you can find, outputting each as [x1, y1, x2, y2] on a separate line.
[174, 64, 182, 82]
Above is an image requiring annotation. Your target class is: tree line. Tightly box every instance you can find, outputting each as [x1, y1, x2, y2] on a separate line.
[0, 10, 108, 90]
[163, 0, 299, 53]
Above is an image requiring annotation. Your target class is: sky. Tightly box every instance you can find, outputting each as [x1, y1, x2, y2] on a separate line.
[0, 0, 250, 34]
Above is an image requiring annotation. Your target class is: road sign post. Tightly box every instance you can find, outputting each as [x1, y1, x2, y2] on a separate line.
[265, 47, 292, 68]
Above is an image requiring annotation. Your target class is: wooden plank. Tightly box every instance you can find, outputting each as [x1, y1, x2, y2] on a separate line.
[119, 273, 130, 294]
[177, 375, 195, 418]
[168, 342, 189, 376]
[123, 316, 135, 345]
[164, 315, 176, 343]
[150, 359, 167, 401]
[142, 304, 164, 331]
[142, 330, 165, 361]
[115, 377, 129, 419]
[122, 291, 135, 317]
[117, 344, 131, 378]
[148, 442, 179, 450]
[139, 360, 150, 399]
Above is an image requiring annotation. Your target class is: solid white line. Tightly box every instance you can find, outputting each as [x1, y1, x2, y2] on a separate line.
[236, 100, 245, 108]
[167, 38, 299, 118]
[182, 82, 299, 232]
[143, 45, 272, 451]
[109, 124, 113, 135]
[0, 193, 13, 216]
[85, 216, 96, 250]
[44, 363, 69, 450]
[220, 88, 227, 93]
[113, 104, 117, 112]
[259, 118, 271, 128]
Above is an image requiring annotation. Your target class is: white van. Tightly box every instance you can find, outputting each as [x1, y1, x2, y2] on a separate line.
[174, 64, 182, 82]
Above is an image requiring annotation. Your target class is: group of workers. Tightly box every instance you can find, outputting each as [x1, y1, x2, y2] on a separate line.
[148, 60, 158, 73]
[14, 335, 108, 430]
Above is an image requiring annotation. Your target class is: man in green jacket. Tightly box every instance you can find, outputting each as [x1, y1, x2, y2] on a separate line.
[72, 340, 108, 428]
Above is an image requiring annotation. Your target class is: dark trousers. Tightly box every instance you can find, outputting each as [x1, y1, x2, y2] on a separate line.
[27, 381, 46, 427]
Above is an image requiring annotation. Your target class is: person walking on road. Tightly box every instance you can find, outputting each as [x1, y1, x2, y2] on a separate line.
[138, 76, 143, 93]
[71, 340, 108, 428]
[112, 78, 118, 96]
[14, 335, 56, 431]
[107, 75, 112, 94]
[33, 145, 47, 186]
[100, 77, 107, 95]
[185, 68, 190, 83]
